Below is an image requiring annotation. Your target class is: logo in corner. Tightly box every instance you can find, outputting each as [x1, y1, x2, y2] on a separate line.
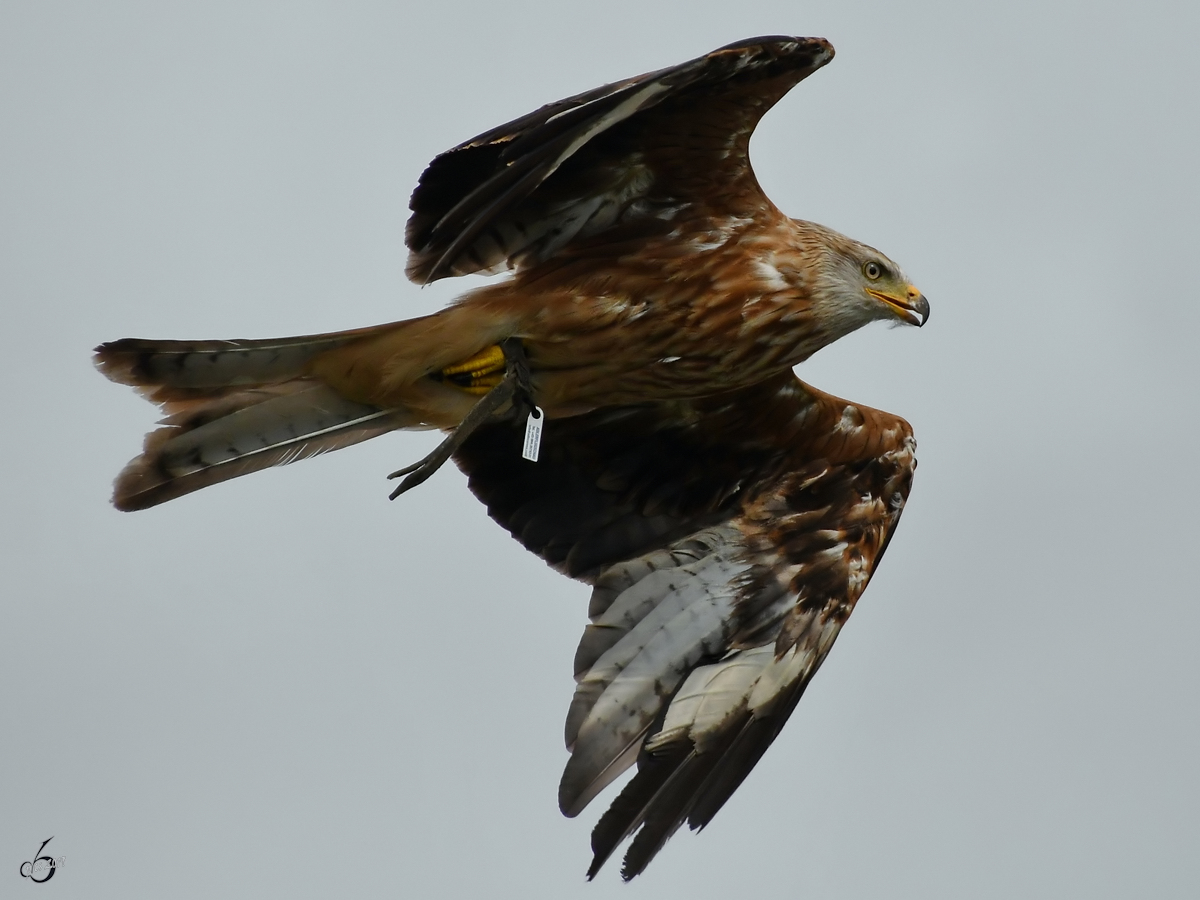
[18, 837, 60, 884]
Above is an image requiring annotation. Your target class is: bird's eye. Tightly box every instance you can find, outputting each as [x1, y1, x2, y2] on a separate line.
[864, 262, 884, 280]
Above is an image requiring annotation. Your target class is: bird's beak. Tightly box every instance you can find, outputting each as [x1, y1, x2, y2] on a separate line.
[866, 285, 929, 327]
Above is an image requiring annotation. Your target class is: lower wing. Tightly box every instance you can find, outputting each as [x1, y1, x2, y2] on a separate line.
[453, 370, 916, 879]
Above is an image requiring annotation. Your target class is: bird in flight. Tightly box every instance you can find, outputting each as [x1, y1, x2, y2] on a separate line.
[96, 36, 928, 879]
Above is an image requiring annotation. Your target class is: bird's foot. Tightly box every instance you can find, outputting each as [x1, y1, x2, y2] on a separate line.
[388, 339, 533, 499]
[438, 344, 506, 395]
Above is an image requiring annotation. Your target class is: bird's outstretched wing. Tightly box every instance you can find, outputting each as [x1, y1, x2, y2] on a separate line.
[406, 36, 834, 283]
[453, 371, 916, 879]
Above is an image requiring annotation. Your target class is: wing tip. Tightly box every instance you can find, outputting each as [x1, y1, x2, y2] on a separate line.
[712, 34, 835, 66]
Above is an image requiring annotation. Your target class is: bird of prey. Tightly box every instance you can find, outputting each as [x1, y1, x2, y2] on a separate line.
[95, 36, 927, 879]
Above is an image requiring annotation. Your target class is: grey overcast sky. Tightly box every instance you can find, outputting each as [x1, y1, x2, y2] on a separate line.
[2, 2, 1198, 898]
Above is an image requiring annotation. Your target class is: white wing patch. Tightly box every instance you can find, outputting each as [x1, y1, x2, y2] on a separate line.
[649, 645, 774, 752]
[835, 404, 864, 433]
[560, 527, 747, 816]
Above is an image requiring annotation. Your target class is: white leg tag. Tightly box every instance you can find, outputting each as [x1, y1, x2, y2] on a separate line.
[522, 407, 544, 462]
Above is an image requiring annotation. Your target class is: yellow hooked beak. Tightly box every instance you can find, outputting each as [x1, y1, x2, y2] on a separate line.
[866, 284, 930, 327]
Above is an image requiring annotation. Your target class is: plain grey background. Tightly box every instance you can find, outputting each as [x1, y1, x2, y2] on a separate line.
[2, 1, 1197, 897]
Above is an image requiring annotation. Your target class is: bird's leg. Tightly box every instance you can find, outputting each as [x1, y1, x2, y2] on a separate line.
[387, 338, 533, 499]
[499, 337, 536, 419]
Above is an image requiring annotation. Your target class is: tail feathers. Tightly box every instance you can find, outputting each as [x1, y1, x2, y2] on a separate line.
[112, 381, 407, 511]
[94, 327, 387, 406]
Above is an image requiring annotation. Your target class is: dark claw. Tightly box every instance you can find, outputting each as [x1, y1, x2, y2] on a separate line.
[388, 338, 534, 499]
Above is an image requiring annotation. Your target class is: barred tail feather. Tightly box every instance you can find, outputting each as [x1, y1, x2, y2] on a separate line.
[94, 325, 390, 407]
[95, 324, 427, 510]
[111, 382, 410, 511]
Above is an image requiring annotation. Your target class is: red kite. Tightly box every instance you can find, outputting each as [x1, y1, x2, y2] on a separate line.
[96, 36, 926, 879]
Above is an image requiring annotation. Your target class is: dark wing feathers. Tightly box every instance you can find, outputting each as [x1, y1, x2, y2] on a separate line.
[406, 36, 834, 283]
[452, 373, 916, 879]
[452, 402, 761, 580]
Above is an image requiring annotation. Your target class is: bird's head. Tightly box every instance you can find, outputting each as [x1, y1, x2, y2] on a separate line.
[799, 221, 929, 338]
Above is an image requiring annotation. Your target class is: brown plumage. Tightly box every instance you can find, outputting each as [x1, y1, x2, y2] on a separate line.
[95, 35, 925, 510]
[453, 371, 915, 879]
[95, 36, 926, 878]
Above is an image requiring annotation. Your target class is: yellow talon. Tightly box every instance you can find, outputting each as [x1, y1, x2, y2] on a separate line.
[461, 373, 503, 394]
[441, 344, 506, 379]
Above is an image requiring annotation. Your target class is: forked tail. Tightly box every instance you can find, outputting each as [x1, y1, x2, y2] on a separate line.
[95, 328, 412, 511]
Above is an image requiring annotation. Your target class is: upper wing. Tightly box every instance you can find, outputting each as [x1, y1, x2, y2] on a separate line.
[452, 371, 916, 879]
[406, 36, 834, 283]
